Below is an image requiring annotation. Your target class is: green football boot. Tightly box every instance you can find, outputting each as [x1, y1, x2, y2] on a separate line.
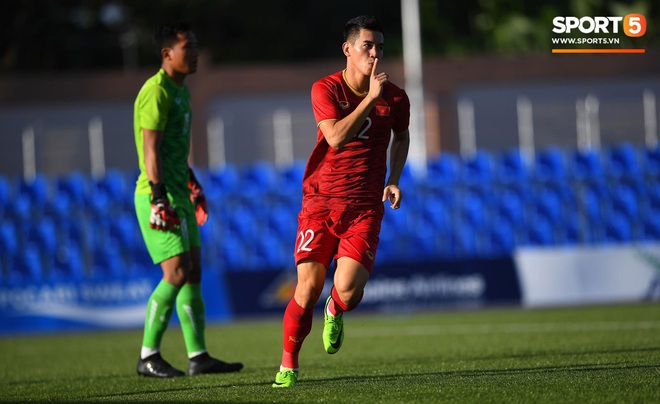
[272, 368, 298, 388]
[323, 296, 344, 354]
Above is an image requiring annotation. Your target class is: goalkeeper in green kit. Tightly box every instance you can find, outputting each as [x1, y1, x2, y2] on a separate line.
[133, 22, 242, 378]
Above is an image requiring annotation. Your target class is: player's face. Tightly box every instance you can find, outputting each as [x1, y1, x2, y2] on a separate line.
[346, 28, 384, 77]
[166, 31, 199, 75]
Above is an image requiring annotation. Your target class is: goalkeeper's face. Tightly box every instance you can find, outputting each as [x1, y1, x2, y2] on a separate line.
[166, 31, 199, 75]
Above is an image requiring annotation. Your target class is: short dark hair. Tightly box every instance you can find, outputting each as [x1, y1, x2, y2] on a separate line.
[343, 15, 383, 43]
[153, 22, 191, 58]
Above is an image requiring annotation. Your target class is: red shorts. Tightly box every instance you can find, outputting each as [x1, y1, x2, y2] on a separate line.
[294, 205, 384, 273]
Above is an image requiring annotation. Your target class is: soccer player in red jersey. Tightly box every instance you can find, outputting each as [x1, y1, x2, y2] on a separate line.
[273, 15, 410, 388]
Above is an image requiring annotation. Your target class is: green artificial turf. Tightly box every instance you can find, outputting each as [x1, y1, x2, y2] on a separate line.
[1, 302, 658, 403]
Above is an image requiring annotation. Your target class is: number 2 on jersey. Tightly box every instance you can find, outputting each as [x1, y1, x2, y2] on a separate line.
[297, 229, 315, 252]
[356, 117, 372, 139]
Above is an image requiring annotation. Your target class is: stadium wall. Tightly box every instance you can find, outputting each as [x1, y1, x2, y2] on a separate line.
[1, 244, 658, 335]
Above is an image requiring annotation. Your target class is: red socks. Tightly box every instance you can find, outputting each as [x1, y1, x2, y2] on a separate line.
[281, 298, 313, 369]
[330, 286, 362, 314]
[280, 288, 364, 369]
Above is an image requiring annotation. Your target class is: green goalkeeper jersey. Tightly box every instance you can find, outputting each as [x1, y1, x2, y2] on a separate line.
[134, 68, 192, 198]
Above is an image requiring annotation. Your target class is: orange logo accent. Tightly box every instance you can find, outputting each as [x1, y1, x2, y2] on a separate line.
[624, 14, 646, 37]
[288, 336, 302, 343]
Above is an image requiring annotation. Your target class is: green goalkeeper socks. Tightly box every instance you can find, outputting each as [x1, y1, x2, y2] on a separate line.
[176, 283, 207, 356]
[142, 280, 180, 350]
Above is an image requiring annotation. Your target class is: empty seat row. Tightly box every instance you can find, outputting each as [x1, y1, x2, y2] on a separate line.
[2, 143, 660, 285]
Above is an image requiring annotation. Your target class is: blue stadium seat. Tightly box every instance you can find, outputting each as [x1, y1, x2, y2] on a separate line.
[87, 190, 112, 221]
[487, 219, 515, 256]
[50, 243, 85, 282]
[532, 188, 564, 224]
[407, 223, 439, 261]
[95, 168, 128, 202]
[0, 222, 19, 277]
[459, 191, 490, 228]
[242, 161, 280, 190]
[227, 205, 260, 243]
[495, 190, 526, 226]
[427, 153, 461, 187]
[462, 150, 496, 186]
[497, 148, 531, 184]
[0, 176, 11, 212]
[535, 147, 568, 181]
[27, 218, 58, 258]
[604, 212, 633, 243]
[648, 183, 660, 214]
[131, 242, 154, 270]
[561, 210, 581, 245]
[451, 225, 478, 258]
[4, 194, 32, 223]
[376, 231, 396, 261]
[606, 143, 640, 180]
[609, 185, 640, 222]
[643, 215, 660, 240]
[255, 232, 289, 270]
[45, 194, 74, 223]
[222, 235, 248, 271]
[525, 215, 555, 246]
[576, 183, 606, 224]
[571, 148, 604, 181]
[60, 220, 90, 254]
[422, 194, 453, 230]
[10, 243, 43, 284]
[109, 213, 140, 251]
[16, 173, 50, 208]
[642, 145, 660, 178]
[268, 205, 298, 238]
[56, 171, 88, 207]
[198, 214, 219, 246]
[91, 241, 124, 280]
[279, 160, 306, 188]
[208, 164, 240, 195]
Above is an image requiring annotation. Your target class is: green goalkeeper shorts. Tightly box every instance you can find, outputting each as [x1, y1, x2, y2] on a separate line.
[134, 193, 202, 264]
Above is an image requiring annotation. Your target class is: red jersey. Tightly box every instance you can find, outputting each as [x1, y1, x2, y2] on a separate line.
[302, 70, 410, 211]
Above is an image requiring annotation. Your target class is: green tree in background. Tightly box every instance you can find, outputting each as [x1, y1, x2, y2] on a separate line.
[1, 0, 656, 73]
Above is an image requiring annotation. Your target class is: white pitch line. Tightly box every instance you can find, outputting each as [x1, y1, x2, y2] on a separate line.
[349, 321, 660, 337]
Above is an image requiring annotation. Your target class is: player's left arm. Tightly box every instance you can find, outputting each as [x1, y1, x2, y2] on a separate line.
[382, 129, 410, 210]
[187, 166, 208, 226]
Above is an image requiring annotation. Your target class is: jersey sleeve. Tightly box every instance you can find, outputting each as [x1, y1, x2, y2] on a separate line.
[392, 89, 411, 134]
[311, 80, 341, 126]
[138, 84, 169, 131]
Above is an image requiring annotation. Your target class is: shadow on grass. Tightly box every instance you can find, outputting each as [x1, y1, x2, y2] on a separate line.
[304, 361, 660, 387]
[83, 360, 659, 398]
[5, 347, 658, 399]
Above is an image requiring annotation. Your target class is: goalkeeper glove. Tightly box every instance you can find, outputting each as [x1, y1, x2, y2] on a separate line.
[188, 167, 208, 226]
[149, 181, 181, 231]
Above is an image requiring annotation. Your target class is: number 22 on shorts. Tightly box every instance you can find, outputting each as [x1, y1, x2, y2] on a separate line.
[297, 229, 315, 252]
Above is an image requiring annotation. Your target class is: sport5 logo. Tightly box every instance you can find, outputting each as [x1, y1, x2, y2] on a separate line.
[552, 14, 646, 37]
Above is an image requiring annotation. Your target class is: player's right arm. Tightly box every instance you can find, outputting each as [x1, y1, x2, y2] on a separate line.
[143, 128, 180, 231]
[143, 128, 164, 185]
[319, 58, 388, 150]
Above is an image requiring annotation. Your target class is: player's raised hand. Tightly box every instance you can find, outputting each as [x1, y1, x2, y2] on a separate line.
[368, 58, 388, 101]
[382, 184, 402, 210]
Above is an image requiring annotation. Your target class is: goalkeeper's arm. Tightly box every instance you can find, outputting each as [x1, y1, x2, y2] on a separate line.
[143, 128, 180, 231]
[188, 166, 208, 226]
